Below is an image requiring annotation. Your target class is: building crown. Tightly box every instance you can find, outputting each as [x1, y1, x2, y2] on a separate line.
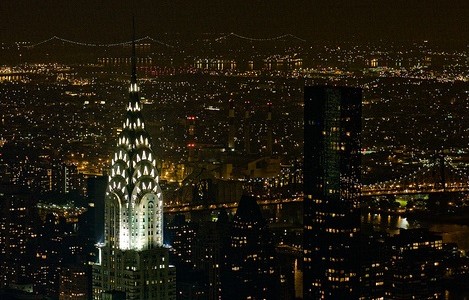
[104, 21, 164, 251]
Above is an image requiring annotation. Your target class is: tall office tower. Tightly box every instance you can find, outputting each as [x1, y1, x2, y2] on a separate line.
[0, 188, 37, 288]
[186, 115, 197, 162]
[359, 233, 388, 299]
[266, 102, 273, 156]
[31, 215, 72, 298]
[193, 217, 228, 300]
[166, 215, 196, 268]
[92, 31, 176, 300]
[303, 86, 362, 299]
[47, 162, 83, 194]
[227, 98, 235, 150]
[244, 101, 251, 154]
[87, 175, 108, 244]
[222, 194, 279, 300]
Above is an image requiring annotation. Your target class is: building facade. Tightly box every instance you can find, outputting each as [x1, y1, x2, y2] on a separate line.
[92, 37, 176, 300]
[222, 194, 279, 300]
[385, 229, 444, 299]
[0, 188, 37, 289]
[303, 86, 362, 298]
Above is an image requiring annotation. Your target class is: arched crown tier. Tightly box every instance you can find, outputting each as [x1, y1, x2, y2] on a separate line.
[131, 178, 163, 204]
[111, 147, 131, 168]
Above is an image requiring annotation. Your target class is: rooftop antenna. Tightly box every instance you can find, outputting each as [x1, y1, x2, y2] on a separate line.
[131, 17, 137, 84]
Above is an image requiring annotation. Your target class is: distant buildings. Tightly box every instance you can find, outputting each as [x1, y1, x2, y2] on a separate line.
[385, 229, 445, 299]
[58, 264, 88, 300]
[358, 228, 449, 300]
[0, 156, 85, 195]
[92, 38, 176, 299]
[0, 187, 37, 289]
[303, 86, 362, 298]
[0, 184, 91, 299]
[167, 215, 197, 268]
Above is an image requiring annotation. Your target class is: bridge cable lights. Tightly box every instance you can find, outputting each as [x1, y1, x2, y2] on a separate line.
[27, 36, 174, 48]
[215, 32, 306, 42]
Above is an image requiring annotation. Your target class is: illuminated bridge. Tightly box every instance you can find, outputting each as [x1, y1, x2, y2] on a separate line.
[163, 156, 469, 213]
[362, 156, 469, 196]
[164, 196, 302, 213]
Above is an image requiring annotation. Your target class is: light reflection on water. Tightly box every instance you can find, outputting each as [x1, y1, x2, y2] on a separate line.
[294, 258, 303, 299]
[363, 213, 469, 299]
[446, 289, 469, 300]
[362, 213, 469, 251]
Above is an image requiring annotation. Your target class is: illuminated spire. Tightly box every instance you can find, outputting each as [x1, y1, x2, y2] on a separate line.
[93, 19, 175, 300]
[104, 20, 164, 251]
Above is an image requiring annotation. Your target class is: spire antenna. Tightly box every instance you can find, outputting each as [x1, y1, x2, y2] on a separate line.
[131, 17, 137, 84]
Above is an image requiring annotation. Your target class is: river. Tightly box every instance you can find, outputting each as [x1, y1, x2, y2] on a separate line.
[362, 213, 469, 252]
[362, 212, 469, 299]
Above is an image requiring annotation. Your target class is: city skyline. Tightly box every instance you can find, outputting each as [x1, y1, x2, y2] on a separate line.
[1, 8, 469, 299]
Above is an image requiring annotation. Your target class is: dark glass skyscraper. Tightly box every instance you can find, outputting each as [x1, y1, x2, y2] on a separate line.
[303, 86, 362, 299]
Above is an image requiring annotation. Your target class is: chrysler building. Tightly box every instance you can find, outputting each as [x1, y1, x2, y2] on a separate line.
[92, 26, 176, 300]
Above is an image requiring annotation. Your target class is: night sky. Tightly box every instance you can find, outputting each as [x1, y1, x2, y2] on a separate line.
[1, 0, 469, 42]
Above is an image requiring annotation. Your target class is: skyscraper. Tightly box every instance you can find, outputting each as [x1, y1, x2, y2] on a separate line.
[227, 98, 235, 151]
[92, 28, 176, 300]
[265, 101, 273, 156]
[222, 194, 279, 299]
[303, 86, 362, 299]
[244, 101, 251, 154]
[0, 187, 37, 289]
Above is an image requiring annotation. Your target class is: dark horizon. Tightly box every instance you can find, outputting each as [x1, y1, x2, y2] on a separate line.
[2, 0, 469, 43]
